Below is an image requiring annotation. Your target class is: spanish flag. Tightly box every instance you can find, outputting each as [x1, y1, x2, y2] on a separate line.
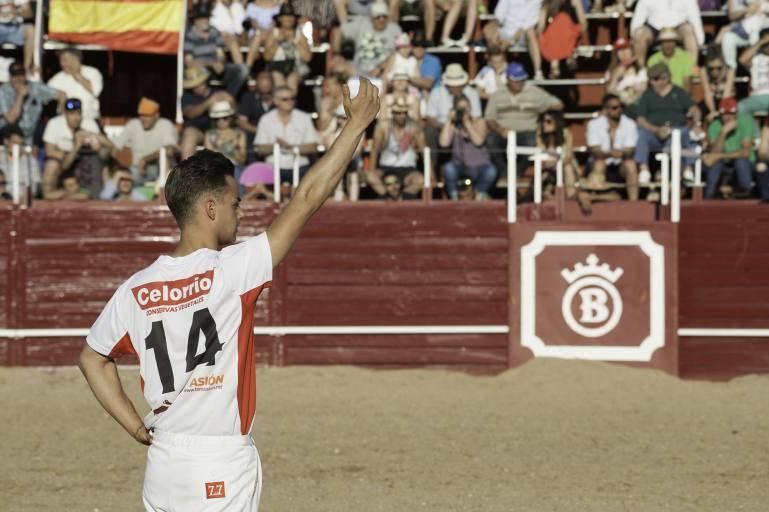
[48, 0, 185, 55]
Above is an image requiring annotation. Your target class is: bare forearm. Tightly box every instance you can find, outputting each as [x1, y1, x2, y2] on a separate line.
[637, 117, 658, 134]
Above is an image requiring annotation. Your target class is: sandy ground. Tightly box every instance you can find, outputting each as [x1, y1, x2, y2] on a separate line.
[1, 360, 768, 512]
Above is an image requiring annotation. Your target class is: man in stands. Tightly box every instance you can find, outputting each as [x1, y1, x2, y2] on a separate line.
[42, 98, 113, 199]
[702, 97, 756, 199]
[47, 48, 103, 121]
[181, 66, 235, 159]
[0, 123, 40, 197]
[237, 70, 275, 160]
[586, 93, 639, 201]
[646, 28, 695, 92]
[484, 62, 562, 182]
[113, 98, 178, 186]
[737, 28, 769, 119]
[0, 60, 63, 146]
[633, 62, 698, 186]
[410, 31, 442, 94]
[332, 2, 402, 77]
[254, 85, 319, 185]
[0, 0, 34, 76]
[630, 0, 704, 63]
[0, 169, 11, 200]
[184, 3, 248, 97]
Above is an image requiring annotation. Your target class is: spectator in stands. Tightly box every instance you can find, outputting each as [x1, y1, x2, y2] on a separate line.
[99, 167, 148, 201]
[380, 172, 404, 201]
[333, 2, 402, 77]
[483, 0, 544, 80]
[534, 109, 579, 199]
[181, 66, 235, 159]
[184, 3, 248, 97]
[718, 0, 769, 72]
[630, 0, 704, 62]
[0, 170, 11, 200]
[385, 33, 418, 80]
[537, 0, 588, 79]
[245, 0, 281, 38]
[42, 98, 114, 200]
[56, 171, 89, 200]
[699, 50, 735, 123]
[205, 100, 247, 173]
[737, 28, 769, 119]
[754, 114, 769, 200]
[367, 98, 426, 199]
[47, 48, 103, 121]
[586, 93, 639, 201]
[0, 0, 34, 76]
[606, 38, 648, 109]
[210, 0, 247, 65]
[646, 28, 696, 92]
[474, 46, 509, 100]
[634, 63, 698, 186]
[485, 62, 563, 180]
[317, 72, 348, 145]
[425, 63, 482, 158]
[1, 123, 40, 197]
[703, 97, 757, 199]
[335, 0, 389, 25]
[434, 0, 478, 48]
[237, 70, 275, 157]
[410, 31, 443, 94]
[439, 95, 496, 200]
[0, 61, 63, 146]
[113, 97, 178, 186]
[382, 73, 420, 120]
[263, 3, 312, 95]
[254, 85, 319, 184]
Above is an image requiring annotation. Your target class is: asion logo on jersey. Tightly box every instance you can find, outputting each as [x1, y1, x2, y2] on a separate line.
[131, 270, 214, 316]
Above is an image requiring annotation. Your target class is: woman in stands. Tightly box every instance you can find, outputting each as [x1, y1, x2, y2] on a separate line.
[537, 0, 588, 79]
[205, 101, 247, 183]
[699, 50, 735, 123]
[244, 0, 283, 67]
[262, 3, 312, 95]
[534, 109, 579, 200]
[606, 37, 648, 111]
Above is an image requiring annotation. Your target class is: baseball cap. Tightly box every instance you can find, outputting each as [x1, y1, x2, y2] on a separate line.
[719, 97, 738, 114]
[64, 98, 82, 111]
[648, 62, 671, 80]
[506, 62, 529, 81]
[370, 2, 389, 17]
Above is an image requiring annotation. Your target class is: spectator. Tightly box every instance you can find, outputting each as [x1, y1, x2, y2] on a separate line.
[425, 63, 482, 155]
[718, 0, 769, 72]
[737, 28, 769, 119]
[473, 46, 509, 100]
[391, 0, 438, 43]
[0, 169, 12, 200]
[333, 2, 402, 77]
[754, 114, 769, 200]
[0, 61, 63, 146]
[254, 85, 319, 183]
[243, 0, 281, 67]
[702, 97, 756, 199]
[334, 0, 389, 25]
[263, 3, 312, 95]
[382, 73, 421, 120]
[436, 0, 479, 48]
[184, 3, 248, 97]
[633, 63, 698, 186]
[606, 38, 648, 108]
[367, 98, 426, 199]
[385, 33, 418, 80]
[42, 98, 113, 200]
[180, 66, 235, 159]
[210, 0, 247, 65]
[47, 48, 103, 121]
[485, 62, 563, 180]
[410, 31, 443, 94]
[630, 0, 704, 62]
[538, 0, 588, 79]
[698, 50, 734, 123]
[439, 95, 496, 200]
[483, 0, 544, 80]
[56, 171, 89, 200]
[586, 93, 639, 201]
[646, 27, 696, 92]
[237, 71, 275, 154]
[113, 97, 178, 186]
[99, 167, 148, 201]
[1, 123, 40, 197]
[317, 72, 348, 146]
[534, 110, 579, 198]
[380, 172, 404, 201]
[0, 0, 34, 76]
[205, 100, 247, 172]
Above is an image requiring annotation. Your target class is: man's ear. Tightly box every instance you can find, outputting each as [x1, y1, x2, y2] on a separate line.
[205, 197, 217, 221]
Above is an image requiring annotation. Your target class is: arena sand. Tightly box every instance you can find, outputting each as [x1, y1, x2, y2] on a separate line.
[1, 360, 768, 511]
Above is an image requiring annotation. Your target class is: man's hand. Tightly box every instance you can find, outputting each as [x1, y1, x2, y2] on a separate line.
[722, 118, 738, 134]
[13, 81, 29, 97]
[657, 125, 672, 140]
[342, 78, 381, 132]
[702, 152, 722, 167]
[132, 424, 152, 446]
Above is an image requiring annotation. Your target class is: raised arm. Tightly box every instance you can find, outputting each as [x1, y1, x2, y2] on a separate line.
[266, 78, 380, 267]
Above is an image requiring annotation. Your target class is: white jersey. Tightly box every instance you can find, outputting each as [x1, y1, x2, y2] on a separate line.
[87, 233, 273, 436]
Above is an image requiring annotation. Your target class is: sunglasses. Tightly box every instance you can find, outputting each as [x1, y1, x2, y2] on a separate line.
[650, 76, 668, 82]
[607, 104, 622, 110]
[277, 96, 295, 102]
[708, 66, 723, 72]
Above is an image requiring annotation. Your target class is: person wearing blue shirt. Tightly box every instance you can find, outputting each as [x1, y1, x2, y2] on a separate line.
[411, 32, 442, 94]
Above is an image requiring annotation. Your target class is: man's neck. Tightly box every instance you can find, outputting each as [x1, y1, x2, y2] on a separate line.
[277, 110, 292, 122]
[608, 116, 620, 127]
[172, 229, 220, 257]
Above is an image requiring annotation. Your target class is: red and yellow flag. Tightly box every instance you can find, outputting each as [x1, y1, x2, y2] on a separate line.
[48, 0, 185, 55]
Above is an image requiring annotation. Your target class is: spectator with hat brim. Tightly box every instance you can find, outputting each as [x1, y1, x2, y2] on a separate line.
[702, 97, 757, 199]
[484, 61, 562, 183]
[205, 100, 247, 168]
[263, 2, 312, 96]
[646, 27, 695, 92]
[737, 28, 769, 120]
[483, 0, 544, 81]
[606, 37, 648, 109]
[180, 66, 235, 159]
[629, 0, 704, 63]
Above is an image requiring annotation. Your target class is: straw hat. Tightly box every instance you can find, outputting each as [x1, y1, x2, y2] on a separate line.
[183, 66, 210, 89]
[657, 27, 680, 42]
[442, 63, 469, 87]
[209, 100, 235, 118]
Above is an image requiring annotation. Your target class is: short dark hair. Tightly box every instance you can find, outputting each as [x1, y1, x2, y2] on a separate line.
[165, 150, 234, 227]
[602, 93, 621, 106]
[1, 124, 23, 141]
[60, 47, 83, 62]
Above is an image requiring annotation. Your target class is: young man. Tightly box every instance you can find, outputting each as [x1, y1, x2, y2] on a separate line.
[78, 78, 380, 512]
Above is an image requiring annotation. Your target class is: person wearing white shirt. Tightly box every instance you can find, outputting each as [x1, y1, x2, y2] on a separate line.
[47, 48, 103, 121]
[586, 93, 640, 200]
[482, 0, 543, 80]
[630, 0, 704, 62]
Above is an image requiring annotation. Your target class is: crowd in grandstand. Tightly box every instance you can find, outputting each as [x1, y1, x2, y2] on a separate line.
[2, 0, 769, 208]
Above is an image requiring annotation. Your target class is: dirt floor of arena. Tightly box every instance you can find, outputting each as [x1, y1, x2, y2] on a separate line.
[2, 360, 768, 511]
